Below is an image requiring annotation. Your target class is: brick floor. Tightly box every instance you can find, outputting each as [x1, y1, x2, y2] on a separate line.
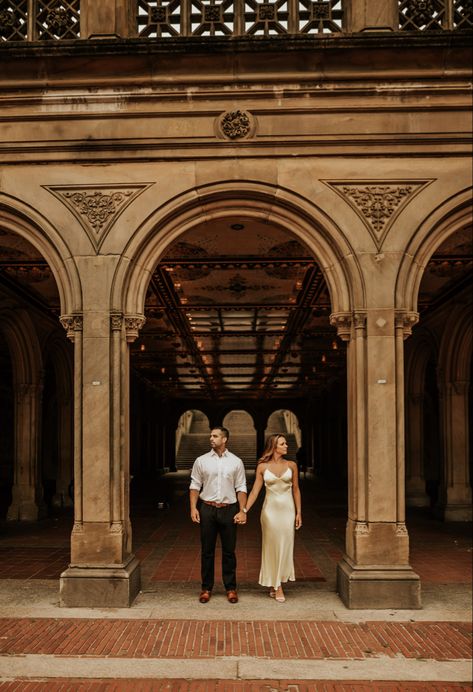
[0, 681, 471, 691]
[0, 619, 471, 660]
[0, 474, 470, 586]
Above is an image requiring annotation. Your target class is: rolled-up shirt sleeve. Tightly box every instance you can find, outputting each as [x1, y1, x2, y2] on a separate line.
[189, 458, 203, 491]
[234, 460, 247, 494]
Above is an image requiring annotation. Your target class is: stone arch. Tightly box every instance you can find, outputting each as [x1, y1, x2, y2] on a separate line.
[112, 180, 363, 317]
[0, 308, 45, 520]
[405, 328, 439, 399]
[438, 302, 473, 385]
[222, 409, 256, 429]
[0, 193, 82, 315]
[0, 308, 43, 386]
[41, 332, 74, 508]
[396, 187, 472, 312]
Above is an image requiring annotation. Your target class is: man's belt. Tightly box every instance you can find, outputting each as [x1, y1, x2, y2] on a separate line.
[203, 500, 232, 507]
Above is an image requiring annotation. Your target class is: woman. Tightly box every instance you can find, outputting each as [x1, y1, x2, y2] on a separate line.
[243, 434, 302, 602]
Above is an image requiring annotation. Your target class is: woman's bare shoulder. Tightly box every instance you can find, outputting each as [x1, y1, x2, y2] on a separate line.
[287, 460, 297, 469]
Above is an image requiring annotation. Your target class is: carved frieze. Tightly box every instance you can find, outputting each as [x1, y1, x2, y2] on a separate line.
[322, 180, 433, 251]
[44, 184, 153, 251]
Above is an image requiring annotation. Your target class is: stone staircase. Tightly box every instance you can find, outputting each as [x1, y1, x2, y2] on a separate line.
[176, 410, 298, 469]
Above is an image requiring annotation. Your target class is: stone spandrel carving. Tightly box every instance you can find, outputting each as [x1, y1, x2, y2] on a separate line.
[322, 180, 432, 251]
[44, 184, 153, 251]
[217, 110, 255, 140]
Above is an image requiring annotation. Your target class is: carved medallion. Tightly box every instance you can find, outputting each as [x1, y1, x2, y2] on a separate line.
[322, 180, 433, 251]
[217, 110, 255, 140]
[44, 184, 153, 251]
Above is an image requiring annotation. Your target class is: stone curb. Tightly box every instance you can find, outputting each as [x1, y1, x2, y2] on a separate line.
[0, 655, 471, 682]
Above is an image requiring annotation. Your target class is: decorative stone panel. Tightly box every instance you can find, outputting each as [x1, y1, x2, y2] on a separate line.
[44, 184, 153, 251]
[216, 110, 256, 140]
[322, 180, 433, 251]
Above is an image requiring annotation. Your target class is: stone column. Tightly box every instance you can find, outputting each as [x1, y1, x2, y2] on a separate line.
[52, 392, 74, 509]
[345, 0, 398, 32]
[405, 393, 429, 507]
[59, 312, 144, 607]
[7, 382, 45, 521]
[438, 380, 472, 521]
[330, 311, 421, 609]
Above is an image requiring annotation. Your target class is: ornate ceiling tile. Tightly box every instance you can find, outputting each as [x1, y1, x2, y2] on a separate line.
[323, 180, 433, 251]
[43, 183, 153, 251]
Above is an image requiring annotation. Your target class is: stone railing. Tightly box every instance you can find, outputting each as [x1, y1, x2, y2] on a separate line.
[0, 0, 471, 42]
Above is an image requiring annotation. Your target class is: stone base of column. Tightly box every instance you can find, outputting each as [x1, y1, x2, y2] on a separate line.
[337, 557, 421, 609]
[60, 555, 141, 607]
[443, 504, 473, 521]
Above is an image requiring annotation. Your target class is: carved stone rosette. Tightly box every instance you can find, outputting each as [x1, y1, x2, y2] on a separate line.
[216, 110, 255, 140]
[60, 314, 83, 341]
[124, 315, 146, 343]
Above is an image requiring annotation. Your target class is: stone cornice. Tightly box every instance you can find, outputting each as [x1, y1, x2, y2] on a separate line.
[0, 32, 471, 60]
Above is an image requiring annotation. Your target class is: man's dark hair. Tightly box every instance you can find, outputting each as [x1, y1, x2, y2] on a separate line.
[211, 426, 230, 441]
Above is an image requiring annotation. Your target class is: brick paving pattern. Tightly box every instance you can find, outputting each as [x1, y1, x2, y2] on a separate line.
[0, 682, 471, 691]
[0, 475, 470, 586]
[0, 619, 471, 660]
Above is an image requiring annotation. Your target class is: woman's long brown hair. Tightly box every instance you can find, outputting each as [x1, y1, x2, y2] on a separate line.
[258, 433, 287, 464]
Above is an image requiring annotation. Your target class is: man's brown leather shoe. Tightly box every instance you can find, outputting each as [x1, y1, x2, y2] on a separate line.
[226, 590, 238, 604]
[199, 590, 211, 603]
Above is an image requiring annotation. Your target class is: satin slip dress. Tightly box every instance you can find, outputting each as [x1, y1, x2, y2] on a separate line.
[258, 466, 296, 588]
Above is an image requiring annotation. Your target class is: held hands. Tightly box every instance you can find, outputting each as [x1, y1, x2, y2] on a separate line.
[234, 510, 247, 525]
[295, 513, 302, 530]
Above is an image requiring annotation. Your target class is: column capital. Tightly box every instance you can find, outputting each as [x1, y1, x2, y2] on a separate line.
[60, 314, 83, 342]
[353, 311, 367, 332]
[395, 310, 419, 340]
[329, 311, 352, 341]
[110, 312, 124, 332]
[124, 315, 146, 343]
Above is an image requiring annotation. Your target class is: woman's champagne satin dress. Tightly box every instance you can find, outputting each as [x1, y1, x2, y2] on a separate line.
[258, 467, 296, 588]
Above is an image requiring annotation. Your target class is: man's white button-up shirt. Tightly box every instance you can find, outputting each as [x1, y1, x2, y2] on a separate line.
[189, 449, 247, 504]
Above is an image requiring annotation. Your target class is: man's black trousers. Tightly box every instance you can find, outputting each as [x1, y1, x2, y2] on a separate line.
[199, 501, 239, 591]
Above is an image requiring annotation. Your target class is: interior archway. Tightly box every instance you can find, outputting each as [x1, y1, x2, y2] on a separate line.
[125, 196, 350, 590]
[405, 221, 472, 522]
[0, 219, 73, 522]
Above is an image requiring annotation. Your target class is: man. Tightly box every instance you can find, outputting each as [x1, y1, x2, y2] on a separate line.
[190, 426, 247, 604]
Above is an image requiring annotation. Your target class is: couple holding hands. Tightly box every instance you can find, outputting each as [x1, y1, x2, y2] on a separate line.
[189, 426, 302, 604]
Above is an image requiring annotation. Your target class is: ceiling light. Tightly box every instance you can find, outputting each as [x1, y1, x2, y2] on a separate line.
[332, 340, 338, 350]
[140, 344, 145, 352]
